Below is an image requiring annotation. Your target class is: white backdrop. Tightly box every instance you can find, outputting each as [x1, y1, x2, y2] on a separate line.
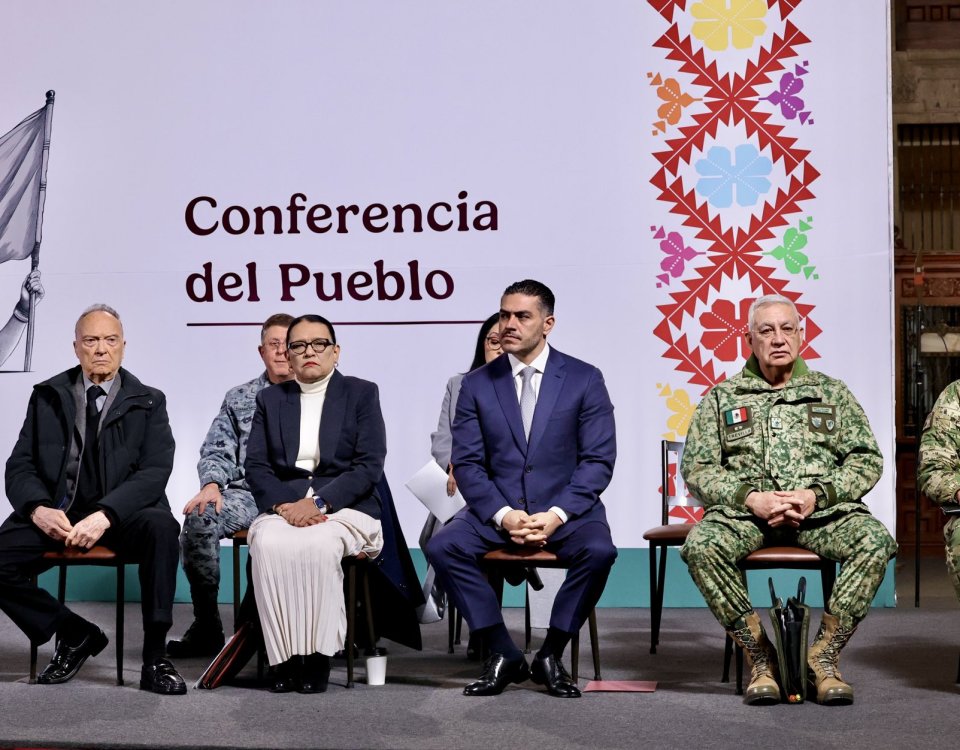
[0, 1, 894, 549]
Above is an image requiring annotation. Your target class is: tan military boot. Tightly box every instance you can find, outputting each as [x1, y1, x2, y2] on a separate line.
[728, 611, 781, 705]
[807, 612, 856, 706]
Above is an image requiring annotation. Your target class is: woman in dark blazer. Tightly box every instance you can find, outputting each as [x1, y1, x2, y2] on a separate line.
[244, 313, 386, 693]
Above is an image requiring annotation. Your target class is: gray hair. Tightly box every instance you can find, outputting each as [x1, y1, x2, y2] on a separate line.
[75, 303, 122, 337]
[747, 294, 799, 330]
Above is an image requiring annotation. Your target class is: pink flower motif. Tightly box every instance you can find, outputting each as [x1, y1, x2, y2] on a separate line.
[699, 298, 752, 361]
[660, 231, 702, 278]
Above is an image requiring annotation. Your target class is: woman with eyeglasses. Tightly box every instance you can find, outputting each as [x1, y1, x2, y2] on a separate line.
[244, 313, 387, 693]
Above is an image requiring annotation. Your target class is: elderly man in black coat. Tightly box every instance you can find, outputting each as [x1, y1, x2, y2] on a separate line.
[1, 304, 185, 694]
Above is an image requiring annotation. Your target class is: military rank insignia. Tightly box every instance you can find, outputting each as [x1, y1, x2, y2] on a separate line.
[807, 403, 836, 434]
[723, 406, 753, 440]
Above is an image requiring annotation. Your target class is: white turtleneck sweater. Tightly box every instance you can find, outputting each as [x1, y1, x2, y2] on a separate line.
[295, 371, 334, 480]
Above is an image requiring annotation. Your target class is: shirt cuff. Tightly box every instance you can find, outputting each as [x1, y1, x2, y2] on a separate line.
[549, 506, 568, 524]
[492, 506, 512, 528]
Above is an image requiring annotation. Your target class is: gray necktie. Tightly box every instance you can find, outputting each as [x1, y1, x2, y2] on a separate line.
[519, 366, 536, 441]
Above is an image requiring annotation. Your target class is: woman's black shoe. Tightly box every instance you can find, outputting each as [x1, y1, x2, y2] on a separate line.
[298, 653, 330, 694]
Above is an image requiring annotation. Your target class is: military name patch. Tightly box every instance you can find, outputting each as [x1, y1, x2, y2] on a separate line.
[726, 426, 753, 441]
[807, 403, 836, 434]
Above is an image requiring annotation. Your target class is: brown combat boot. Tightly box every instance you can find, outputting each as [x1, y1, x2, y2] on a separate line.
[807, 612, 856, 706]
[728, 611, 781, 705]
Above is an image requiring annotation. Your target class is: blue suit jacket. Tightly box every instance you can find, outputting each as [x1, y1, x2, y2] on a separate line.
[244, 371, 386, 518]
[450, 347, 616, 542]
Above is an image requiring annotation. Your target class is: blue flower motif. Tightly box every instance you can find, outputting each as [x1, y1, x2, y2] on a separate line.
[695, 144, 772, 208]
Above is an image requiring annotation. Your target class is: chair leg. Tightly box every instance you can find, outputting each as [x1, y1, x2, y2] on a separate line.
[651, 543, 669, 654]
[362, 566, 376, 648]
[523, 584, 532, 654]
[588, 609, 601, 681]
[722, 633, 733, 682]
[116, 562, 125, 686]
[455, 611, 463, 645]
[447, 603, 456, 653]
[58, 564, 67, 604]
[232, 541, 242, 630]
[346, 563, 357, 688]
[571, 630, 580, 683]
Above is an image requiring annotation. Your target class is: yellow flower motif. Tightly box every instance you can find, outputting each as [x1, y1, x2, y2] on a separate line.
[658, 384, 697, 439]
[691, 0, 767, 52]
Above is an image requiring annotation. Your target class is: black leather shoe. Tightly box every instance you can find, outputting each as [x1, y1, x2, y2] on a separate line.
[463, 653, 530, 696]
[37, 626, 108, 684]
[166, 620, 224, 658]
[298, 654, 330, 694]
[140, 658, 187, 695]
[268, 658, 297, 693]
[531, 653, 581, 698]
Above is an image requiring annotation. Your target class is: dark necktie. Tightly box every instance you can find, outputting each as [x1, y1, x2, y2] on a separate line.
[75, 385, 105, 506]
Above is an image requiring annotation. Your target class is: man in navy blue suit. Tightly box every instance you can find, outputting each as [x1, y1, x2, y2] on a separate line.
[427, 279, 617, 698]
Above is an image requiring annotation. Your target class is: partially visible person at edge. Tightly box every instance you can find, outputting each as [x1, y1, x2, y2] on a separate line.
[918, 380, 960, 607]
[1, 304, 186, 694]
[166, 313, 294, 658]
[417, 313, 501, 635]
[680, 293, 896, 706]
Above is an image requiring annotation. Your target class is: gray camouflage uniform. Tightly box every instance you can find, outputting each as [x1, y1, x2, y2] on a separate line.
[918, 380, 960, 600]
[181, 372, 269, 596]
[680, 355, 896, 629]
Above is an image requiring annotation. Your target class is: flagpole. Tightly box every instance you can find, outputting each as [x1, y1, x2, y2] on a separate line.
[23, 90, 55, 372]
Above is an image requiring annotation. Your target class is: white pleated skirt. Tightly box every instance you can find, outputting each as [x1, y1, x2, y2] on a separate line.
[248, 508, 384, 666]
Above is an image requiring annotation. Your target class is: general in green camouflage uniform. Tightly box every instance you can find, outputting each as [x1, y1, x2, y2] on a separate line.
[918, 379, 960, 601]
[679, 295, 896, 706]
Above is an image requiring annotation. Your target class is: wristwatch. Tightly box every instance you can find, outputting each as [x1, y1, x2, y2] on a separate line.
[314, 497, 329, 514]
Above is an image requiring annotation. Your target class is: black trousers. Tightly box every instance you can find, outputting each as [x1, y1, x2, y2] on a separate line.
[0, 506, 180, 644]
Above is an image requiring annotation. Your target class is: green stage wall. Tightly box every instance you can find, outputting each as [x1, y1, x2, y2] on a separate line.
[36, 548, 897, 610]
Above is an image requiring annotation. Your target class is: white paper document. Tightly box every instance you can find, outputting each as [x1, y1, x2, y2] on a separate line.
[405, 460, 466, 523]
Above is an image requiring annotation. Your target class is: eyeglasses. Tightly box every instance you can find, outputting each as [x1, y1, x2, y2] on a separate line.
[485, 335, 502, 349]
[262, 339, 286, 352]
[287, 339, 335, 356]
[753, 324, 800, 339]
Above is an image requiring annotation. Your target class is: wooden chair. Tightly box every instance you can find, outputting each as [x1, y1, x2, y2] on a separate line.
[480, 547, 601, 682]
[642, 440, 698, 654]
[29, 545, 125, 685]
[229, 529, 376, 688]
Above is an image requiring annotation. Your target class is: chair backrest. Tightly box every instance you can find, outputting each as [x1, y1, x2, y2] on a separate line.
[660, 439, 701, 525]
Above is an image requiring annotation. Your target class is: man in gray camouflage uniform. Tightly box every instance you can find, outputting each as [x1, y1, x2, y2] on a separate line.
[680, 294, 896, 706]
[918, 381, 960, 602]
[166, 313, 294, 657]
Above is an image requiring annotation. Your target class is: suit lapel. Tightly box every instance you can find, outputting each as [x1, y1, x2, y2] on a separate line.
[491, 356, 528, 453]
[318, 370, 347, 468]
[280, 383, 301, 468]
[527, 349, 565, 456]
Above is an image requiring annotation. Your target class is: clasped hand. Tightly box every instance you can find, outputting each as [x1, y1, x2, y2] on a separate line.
[275, 497, 327, 527]
[745, 489, 816, 528]
[31, 507, 111, 549]
[501, 509, 562, 546]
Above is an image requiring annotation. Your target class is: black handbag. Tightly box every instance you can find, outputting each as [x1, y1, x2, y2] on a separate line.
[767, 576, 811, 703]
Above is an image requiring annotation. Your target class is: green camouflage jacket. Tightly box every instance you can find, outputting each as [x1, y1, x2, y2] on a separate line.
[919, 379, 960, 506]
[680, 355, 882, 519]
